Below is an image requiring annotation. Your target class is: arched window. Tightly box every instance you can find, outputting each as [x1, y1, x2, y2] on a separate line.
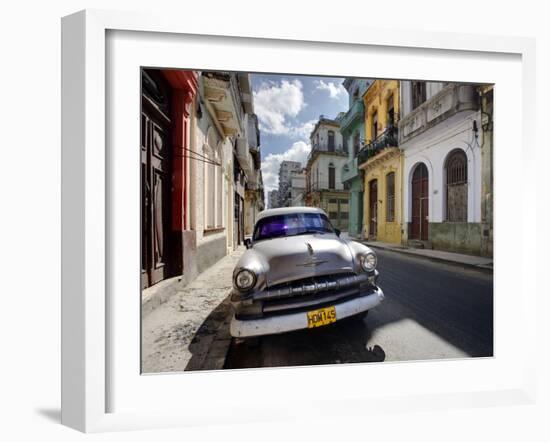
[328, 130, 335, 152]
[445, 150, 468, 222]
[386, 172, 395, 222]
[215, 145, 223, 228]
[205, 128, 223, 229]
[371, 111, 378, 140]
[204, 143, 216, 229]
[328, 163, 336, 189]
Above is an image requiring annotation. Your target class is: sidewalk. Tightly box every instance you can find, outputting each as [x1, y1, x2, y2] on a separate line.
[359, 240, 493, 270]
[141, 247, 245, 373]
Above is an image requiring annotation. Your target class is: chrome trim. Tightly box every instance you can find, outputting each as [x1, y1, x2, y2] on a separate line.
[254, 273, 370, 301]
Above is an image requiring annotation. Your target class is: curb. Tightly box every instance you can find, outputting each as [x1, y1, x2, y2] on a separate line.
[141, 276, 183, 317]
[364, 243, 493, 271]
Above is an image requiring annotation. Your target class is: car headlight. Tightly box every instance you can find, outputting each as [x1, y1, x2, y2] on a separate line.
[234, 269, 257, 291]
[360, 252, 377, 272]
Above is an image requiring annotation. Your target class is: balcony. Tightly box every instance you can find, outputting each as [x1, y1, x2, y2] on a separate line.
[339, 100, 364, 134]
[341, 157, 361, 183]
[399, 83, 479, 145]
[357, 125, 398, 168]
[246, 113, 260, 153]
[202, 72, 244, 137]
[307, 143, 347, 165]
[236, 137, 254, 178]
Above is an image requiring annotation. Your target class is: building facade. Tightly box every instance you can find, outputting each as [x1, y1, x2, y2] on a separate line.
[398, 81, 491, 256]
[278, 160, 302, 207]
[141, 69, 263, 295]
[289, 168, 306, 206]
[358, 80, 403, 244]
[340, 78, 372, 238]
[268, 189, 279, 209]
[305, 116, 349, 230]
[140, 68, 199, 289]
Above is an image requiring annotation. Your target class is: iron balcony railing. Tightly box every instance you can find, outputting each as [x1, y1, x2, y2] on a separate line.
[357, 124, 399, 166]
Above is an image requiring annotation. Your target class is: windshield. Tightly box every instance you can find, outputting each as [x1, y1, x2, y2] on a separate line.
[253, 212, 335, 241]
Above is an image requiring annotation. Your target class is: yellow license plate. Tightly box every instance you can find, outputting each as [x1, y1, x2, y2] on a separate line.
[307, 306, 337, 328]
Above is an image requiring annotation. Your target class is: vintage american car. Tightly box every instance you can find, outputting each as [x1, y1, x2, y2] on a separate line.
[229, 207, 384, 338]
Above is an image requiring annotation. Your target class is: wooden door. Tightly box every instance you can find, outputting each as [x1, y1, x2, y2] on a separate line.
[369, 179, 378, 238]
[411, 163, 429, 240]
[141, 70, 173, 289]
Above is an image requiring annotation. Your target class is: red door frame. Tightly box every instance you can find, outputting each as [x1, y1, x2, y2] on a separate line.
[411, 163, 429, 241]
[161, 70, 198, 233]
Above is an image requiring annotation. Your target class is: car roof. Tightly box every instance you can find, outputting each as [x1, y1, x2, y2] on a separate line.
[256, 206, 327, 222]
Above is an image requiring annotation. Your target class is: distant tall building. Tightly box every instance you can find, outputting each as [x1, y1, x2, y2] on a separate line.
[289, 168, 306, 206]
[278, 160, 302, 207]
[268, 189, 280, 209]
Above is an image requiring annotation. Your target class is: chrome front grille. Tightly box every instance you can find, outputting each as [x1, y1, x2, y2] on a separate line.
[255, 272, 369, 301]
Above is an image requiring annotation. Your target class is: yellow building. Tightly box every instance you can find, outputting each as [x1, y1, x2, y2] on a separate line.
[358, 80, 403, 244]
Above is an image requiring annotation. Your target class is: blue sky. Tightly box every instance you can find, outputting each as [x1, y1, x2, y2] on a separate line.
[251, 74, 350, 194]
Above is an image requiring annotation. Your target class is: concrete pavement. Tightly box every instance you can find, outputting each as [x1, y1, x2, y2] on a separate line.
[141, 246, 244, 373]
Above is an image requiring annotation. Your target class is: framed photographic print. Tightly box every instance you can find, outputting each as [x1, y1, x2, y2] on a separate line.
[61, 9, 537, 433]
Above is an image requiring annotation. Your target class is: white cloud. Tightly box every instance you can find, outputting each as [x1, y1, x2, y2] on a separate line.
[315, 79, 347, 99]
[290, 119, 317, 140]
[261, 141, 311, 195]
[253, 79, 305, 135]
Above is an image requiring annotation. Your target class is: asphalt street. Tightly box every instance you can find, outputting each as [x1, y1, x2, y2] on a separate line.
[224, 248, 493, 369]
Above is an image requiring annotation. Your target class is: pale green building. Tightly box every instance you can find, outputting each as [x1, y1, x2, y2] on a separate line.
[340, 78, 372, 238]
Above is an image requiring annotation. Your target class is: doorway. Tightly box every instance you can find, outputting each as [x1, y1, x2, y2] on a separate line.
[368, 179, 378, 239]
[411, 163, 429, 241]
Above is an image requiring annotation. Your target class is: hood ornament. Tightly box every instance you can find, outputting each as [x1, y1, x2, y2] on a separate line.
[298, 242, 328, 267]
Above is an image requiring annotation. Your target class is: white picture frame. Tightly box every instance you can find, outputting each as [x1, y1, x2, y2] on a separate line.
[61, 9, 537, 433]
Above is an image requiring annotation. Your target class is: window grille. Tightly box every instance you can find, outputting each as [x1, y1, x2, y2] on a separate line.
[445, 150, 468, 222]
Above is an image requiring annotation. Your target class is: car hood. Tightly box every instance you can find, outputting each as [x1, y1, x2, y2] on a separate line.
[251, 233, 355, 287]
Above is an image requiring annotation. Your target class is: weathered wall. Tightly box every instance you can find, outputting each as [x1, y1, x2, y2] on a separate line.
[429, 222, 489, 256]
[190, 89, 233, 267]
[401, 111, 482, 229]
[362, 149, 403, 244]
[400, 81, 445, 116]
[312, 123, 344, 151]
[347, 180, 364, 238]
[310, 153, 348, 191]
[195, 235, 228, 275]
[364, 80, 400, 142]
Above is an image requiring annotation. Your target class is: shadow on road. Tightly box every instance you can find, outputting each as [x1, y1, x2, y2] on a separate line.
[224, 315, 386, 369]
[185, 295, 233, 371]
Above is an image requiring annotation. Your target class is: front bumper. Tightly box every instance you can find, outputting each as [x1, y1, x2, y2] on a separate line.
[230, 287, 384, 338]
